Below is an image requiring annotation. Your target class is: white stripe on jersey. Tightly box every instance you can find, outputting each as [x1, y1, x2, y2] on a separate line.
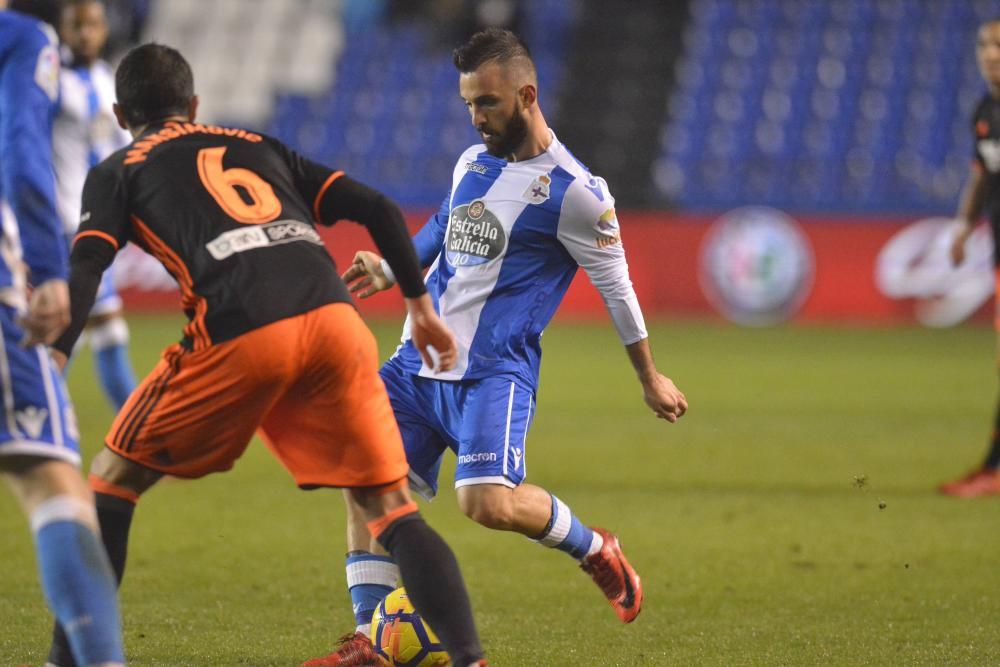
[436, 172, 531, 378]
[0, 317, 24, 440]
[0, 202, 27, 311]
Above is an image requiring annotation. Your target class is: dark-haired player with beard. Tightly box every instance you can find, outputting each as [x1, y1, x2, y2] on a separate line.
[943, 18, 1000, 497]
[306, 27, 687, 667]
[43, 42, 487, 667]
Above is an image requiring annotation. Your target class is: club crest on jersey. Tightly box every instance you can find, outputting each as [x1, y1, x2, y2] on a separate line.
[446, 200, 507, 267]
[521, 174, 551, 205]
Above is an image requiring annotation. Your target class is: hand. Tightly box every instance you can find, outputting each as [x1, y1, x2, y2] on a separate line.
[19, 279, 70, 347]
[50, 348, 68, 372]
[341, 250, 393, 298]
[640, 372, 688, 423]
[405, 293, 456, 373]
[951, 224, 973, 267]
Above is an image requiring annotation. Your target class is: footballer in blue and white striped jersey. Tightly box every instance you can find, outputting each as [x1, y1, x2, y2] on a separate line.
[52, 0, 137, 411]
[390, 131, 646, 391]
[54, 57, 129, 238]
[334, 28, 686, 640]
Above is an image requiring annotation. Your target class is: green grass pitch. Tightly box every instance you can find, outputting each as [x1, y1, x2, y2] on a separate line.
[3, 315, 1000, 666]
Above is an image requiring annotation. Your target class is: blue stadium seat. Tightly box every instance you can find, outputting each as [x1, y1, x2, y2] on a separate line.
[264, 2, 579, 207]
[658, 0, 991, 213]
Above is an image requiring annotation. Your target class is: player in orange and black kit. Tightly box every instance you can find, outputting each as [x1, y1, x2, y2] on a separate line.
[942, 18, 1000, 498]
[44, 43, 488, 667]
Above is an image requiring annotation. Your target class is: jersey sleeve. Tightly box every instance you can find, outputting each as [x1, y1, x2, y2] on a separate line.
[412, 190, 451, 267]
[556, 176, 648, 345]
[1, 21, 66, 284]
[76, 161, 131, 251]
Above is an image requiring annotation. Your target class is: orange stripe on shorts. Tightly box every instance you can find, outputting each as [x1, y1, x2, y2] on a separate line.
[367, 501, 419, 540]
[89, 473, 139, 504]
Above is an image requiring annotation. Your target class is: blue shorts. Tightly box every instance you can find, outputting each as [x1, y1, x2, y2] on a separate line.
[380, 357, 535, 499]
[0, 305, 79, 465]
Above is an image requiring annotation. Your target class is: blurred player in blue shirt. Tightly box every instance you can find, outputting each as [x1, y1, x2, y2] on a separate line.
[53, 0, 136, 410]
[0, 2, 124, 666]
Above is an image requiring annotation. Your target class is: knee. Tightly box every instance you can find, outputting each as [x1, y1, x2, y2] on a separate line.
[87, 314, 129, 350]
[89, 448, 159, 497]
[457, 486, 514, 530]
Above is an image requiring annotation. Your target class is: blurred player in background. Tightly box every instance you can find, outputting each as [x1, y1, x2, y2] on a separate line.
[44, 43, 488, 667]
[943, 17, 1000, 498]
[0, 3, 125, 666]
[307, 27, 687, 666]
[53, 0, 136, 410]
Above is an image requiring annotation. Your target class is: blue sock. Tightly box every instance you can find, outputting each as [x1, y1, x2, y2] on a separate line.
[346, 552, 398, 633]
[33, 501, 124, 665]
[535, 494, 601, 560]
[94, 344, 136, 410]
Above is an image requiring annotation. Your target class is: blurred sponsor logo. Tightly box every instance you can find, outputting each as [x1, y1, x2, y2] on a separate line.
[699, 207, 814, 326]
[875, 217, 993, 327]
[465, 162, 488, 174]
[446, 201, 506, 267]
[34, 40, 59, 102]
[595, 208, 621, 248]
[205, 220, 321, 260]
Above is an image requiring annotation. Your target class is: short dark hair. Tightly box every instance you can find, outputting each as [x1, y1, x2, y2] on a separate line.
[115, 43, 194, 127]
[64, 0, 105, 9]
[452, 27, 534, 74]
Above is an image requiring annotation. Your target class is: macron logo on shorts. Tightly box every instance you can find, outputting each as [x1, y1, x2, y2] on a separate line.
[457, 452, 497, 465]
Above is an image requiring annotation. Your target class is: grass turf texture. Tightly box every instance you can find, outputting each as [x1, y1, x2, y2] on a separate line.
[2, 315, 1000, 666]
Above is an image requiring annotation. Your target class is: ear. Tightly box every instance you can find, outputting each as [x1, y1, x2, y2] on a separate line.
[519, 83, 537, 109]
[187, 95, 199, 122]
[112, 103, 129, 130]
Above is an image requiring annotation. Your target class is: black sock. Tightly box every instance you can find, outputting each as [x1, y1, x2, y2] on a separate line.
[377, 514, 483, 665]
[984, 402, 1000, 470]
[47, 492, 135, 667]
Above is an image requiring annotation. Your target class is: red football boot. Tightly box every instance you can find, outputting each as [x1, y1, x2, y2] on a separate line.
[580, 527, 643, 623]
[939, 468, 1000, 498]
[302, 632, 383, 667]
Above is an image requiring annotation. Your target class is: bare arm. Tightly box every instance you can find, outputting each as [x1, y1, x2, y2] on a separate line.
[952, 165, 989, 266]
[625, 337, 687, 423]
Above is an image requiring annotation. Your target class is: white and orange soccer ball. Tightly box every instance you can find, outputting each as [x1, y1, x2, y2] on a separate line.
[371, 587, 449, 667]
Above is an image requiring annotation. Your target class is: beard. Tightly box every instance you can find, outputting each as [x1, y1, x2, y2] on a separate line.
[481, 105, 529, 159]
